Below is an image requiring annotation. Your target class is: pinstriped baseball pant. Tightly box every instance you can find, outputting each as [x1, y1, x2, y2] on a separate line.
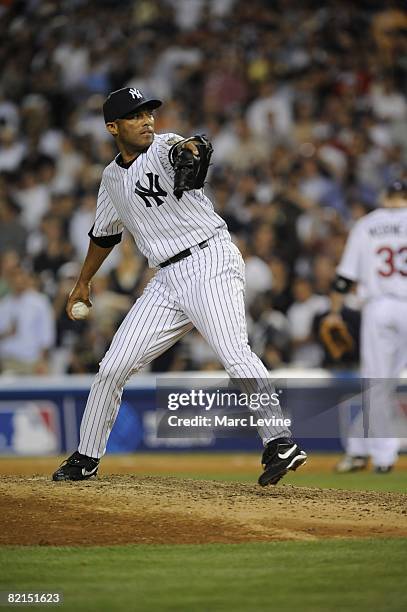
[78, 236, 292, 458]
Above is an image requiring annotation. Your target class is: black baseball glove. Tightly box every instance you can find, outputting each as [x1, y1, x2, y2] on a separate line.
[169, 134, 213, 200]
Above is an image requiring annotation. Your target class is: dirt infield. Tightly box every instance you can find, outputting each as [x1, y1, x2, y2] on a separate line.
[1, 455, 406, 545]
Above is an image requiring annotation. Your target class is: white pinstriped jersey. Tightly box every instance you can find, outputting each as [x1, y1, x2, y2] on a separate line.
[92, 132, 228, 266]
[337, 207, 407, 301]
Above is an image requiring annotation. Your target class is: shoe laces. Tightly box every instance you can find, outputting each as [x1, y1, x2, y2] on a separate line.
[59, 452, 97, 469]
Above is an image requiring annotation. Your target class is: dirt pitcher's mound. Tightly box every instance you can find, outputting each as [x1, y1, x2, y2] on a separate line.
[1, 475, 407, 545]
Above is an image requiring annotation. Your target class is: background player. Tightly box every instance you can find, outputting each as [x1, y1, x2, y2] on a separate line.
[327, 180, 407, 473]
[52, 87, 307, 485]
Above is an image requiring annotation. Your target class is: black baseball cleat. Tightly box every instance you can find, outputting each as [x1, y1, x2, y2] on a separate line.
[258, 438, 307, 486]
[52, 451, 99, 482]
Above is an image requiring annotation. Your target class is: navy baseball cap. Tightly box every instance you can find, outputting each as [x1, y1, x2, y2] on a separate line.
[386, 180, 407, 196]
[103, 87, 162, 123]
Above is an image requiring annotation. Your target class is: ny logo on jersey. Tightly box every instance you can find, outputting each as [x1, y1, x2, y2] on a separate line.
[134, 173, 167, 207]
[129, 88, 143, 100]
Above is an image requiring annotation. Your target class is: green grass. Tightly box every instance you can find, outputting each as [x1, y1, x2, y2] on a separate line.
[283, 470, 407, 491]
[133, 469, 407, 492]
[1, 457, 405, 611]
[1, 540, 406, 612]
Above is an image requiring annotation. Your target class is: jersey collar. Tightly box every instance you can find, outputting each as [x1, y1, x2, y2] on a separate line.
[115, 153, 138, 169]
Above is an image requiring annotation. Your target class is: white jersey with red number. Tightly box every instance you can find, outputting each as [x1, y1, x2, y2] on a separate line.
[337, 208, 407, 301]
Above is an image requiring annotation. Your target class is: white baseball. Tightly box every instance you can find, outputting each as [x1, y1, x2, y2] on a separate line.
[71, 302, 90, 320]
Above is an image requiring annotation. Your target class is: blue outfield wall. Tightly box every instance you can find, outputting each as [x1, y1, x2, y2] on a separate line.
[0, 372, 406, 456]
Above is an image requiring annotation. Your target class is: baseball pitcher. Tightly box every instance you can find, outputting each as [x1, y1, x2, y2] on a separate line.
[52, 88, 307, 485]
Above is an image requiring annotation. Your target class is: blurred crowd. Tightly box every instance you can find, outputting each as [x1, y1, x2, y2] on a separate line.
[0, 0, 406, 375]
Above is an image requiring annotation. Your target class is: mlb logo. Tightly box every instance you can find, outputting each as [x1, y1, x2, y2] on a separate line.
[0, 401, 60, 455]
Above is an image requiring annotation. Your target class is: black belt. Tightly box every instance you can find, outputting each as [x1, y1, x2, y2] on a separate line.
[159, 240, 209, 268]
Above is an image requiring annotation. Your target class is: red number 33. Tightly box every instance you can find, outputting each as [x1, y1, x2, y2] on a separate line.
[376, 246, 407, 277]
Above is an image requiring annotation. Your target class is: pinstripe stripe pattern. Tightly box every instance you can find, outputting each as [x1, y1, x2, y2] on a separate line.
[79, 236, 291, 458]
[93, 133, 227, 267]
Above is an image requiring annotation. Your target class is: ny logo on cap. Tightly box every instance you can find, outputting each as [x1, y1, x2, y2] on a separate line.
[129, 88, 143, 100]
